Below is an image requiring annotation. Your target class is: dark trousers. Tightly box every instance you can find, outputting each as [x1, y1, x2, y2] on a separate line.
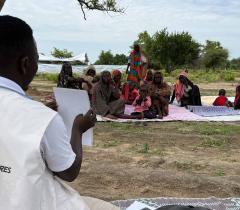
[131, 110, 156, 119]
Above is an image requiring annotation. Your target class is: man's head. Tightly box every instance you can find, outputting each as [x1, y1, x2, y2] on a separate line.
[153, 71, 163, 85]
[219, 89, 226, 96]
[0, 15, 38, 91]
[101, 71, 112, 85]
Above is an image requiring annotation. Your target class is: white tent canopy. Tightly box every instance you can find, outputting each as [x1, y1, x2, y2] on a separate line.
[39, 53, 88, 64]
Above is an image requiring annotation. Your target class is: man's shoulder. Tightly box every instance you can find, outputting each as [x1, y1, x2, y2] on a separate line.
[0, 88, 56, 116]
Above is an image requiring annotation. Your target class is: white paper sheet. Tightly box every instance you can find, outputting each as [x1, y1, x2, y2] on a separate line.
[54, 87, 93, 146]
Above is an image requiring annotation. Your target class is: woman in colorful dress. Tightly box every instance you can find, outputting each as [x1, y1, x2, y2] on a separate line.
[126, 44, 144, 88]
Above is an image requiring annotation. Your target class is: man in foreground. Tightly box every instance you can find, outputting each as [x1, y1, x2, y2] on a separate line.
[0, 15, 118, 210]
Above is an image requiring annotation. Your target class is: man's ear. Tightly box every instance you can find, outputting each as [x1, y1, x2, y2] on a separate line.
[18, 56, 29, 75]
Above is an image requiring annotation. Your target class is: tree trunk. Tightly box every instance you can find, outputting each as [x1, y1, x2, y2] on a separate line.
[0, 0, 6, 12]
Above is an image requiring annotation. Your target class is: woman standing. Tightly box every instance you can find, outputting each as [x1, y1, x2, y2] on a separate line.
[126, 44, 146, 88]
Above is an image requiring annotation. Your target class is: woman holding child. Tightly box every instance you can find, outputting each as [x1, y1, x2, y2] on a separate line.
[82, 65, 97, 97]
[170, 71, 202, 107]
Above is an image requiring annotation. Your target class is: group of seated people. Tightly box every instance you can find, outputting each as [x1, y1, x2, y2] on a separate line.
[57, 62, 240, 119]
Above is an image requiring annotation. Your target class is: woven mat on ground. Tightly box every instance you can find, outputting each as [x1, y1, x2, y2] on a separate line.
[187, 106, 240, 117]
[97, 105, 206, 122]
[111, 197, 240, 210]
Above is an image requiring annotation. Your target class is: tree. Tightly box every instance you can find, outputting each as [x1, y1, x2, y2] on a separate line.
[77, 0, 124, 20]
[113, 54, 128, 65]
[230, 58, 240, 70]
[51, 47, 73, 58]
[134, 29, 201, 72]
[0, 1, 124, 19]
[95, 50, 128, 65]
[95, 50, 114, 64]
[202, 40, 229, 70]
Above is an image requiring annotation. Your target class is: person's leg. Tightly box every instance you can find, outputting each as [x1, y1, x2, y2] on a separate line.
[143, 110, 156, 119]
[109, 99, 125, 116]
[152, 99, 163, 119]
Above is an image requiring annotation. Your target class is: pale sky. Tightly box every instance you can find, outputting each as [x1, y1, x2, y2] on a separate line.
[1, 0, 240, 63]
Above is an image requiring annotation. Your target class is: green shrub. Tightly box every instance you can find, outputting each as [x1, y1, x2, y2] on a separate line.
[223, 72, 235, 81]
[35, 73, 58, 83]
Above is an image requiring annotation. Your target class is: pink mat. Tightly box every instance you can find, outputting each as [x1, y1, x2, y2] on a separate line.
[97, 105, 206, 122]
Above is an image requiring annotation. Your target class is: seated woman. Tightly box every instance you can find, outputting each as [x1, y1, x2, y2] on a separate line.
[149, 71, 171, 119]
[57, 62, 83, 89]
[82, 65, 97, 97]
[170, 71, 202, 107]
[141, 69, 153, 86]
[213, 89, 233, 107]
[92, 71, 125, 119]
[122, 81, 139, 105]
[112, 69, 122, 90]
[131, 84, 156, 119]
[234, 85, 240, 110]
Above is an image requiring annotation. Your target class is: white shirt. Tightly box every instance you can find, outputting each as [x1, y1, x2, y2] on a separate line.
[0, 76, 76, 172]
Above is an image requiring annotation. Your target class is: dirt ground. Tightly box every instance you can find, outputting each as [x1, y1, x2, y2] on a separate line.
[28, 79, 240, 202]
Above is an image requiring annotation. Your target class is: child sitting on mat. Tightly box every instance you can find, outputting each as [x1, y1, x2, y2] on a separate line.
[131, 84, 156, 119]
[213, 89, 233, 107]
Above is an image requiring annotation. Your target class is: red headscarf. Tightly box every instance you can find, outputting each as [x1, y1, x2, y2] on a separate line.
[112, 69, 121, 77]
[112, 69, 122, 89]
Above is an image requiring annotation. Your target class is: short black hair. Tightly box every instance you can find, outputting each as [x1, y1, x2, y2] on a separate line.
[0, 15, 34, 67]
[219, 89, 226, 96]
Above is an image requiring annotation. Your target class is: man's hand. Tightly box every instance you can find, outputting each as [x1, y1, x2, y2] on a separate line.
[45, 100, 58, 111]
[73, 109, 96, 133]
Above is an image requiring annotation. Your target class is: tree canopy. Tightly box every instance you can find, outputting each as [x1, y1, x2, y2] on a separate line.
[230, 58, 240, 70]
[202, 40, 229, 70]
[135, 29, 201, 72]
[95, 50, 128, 65]
[51, 47, 73, 58]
